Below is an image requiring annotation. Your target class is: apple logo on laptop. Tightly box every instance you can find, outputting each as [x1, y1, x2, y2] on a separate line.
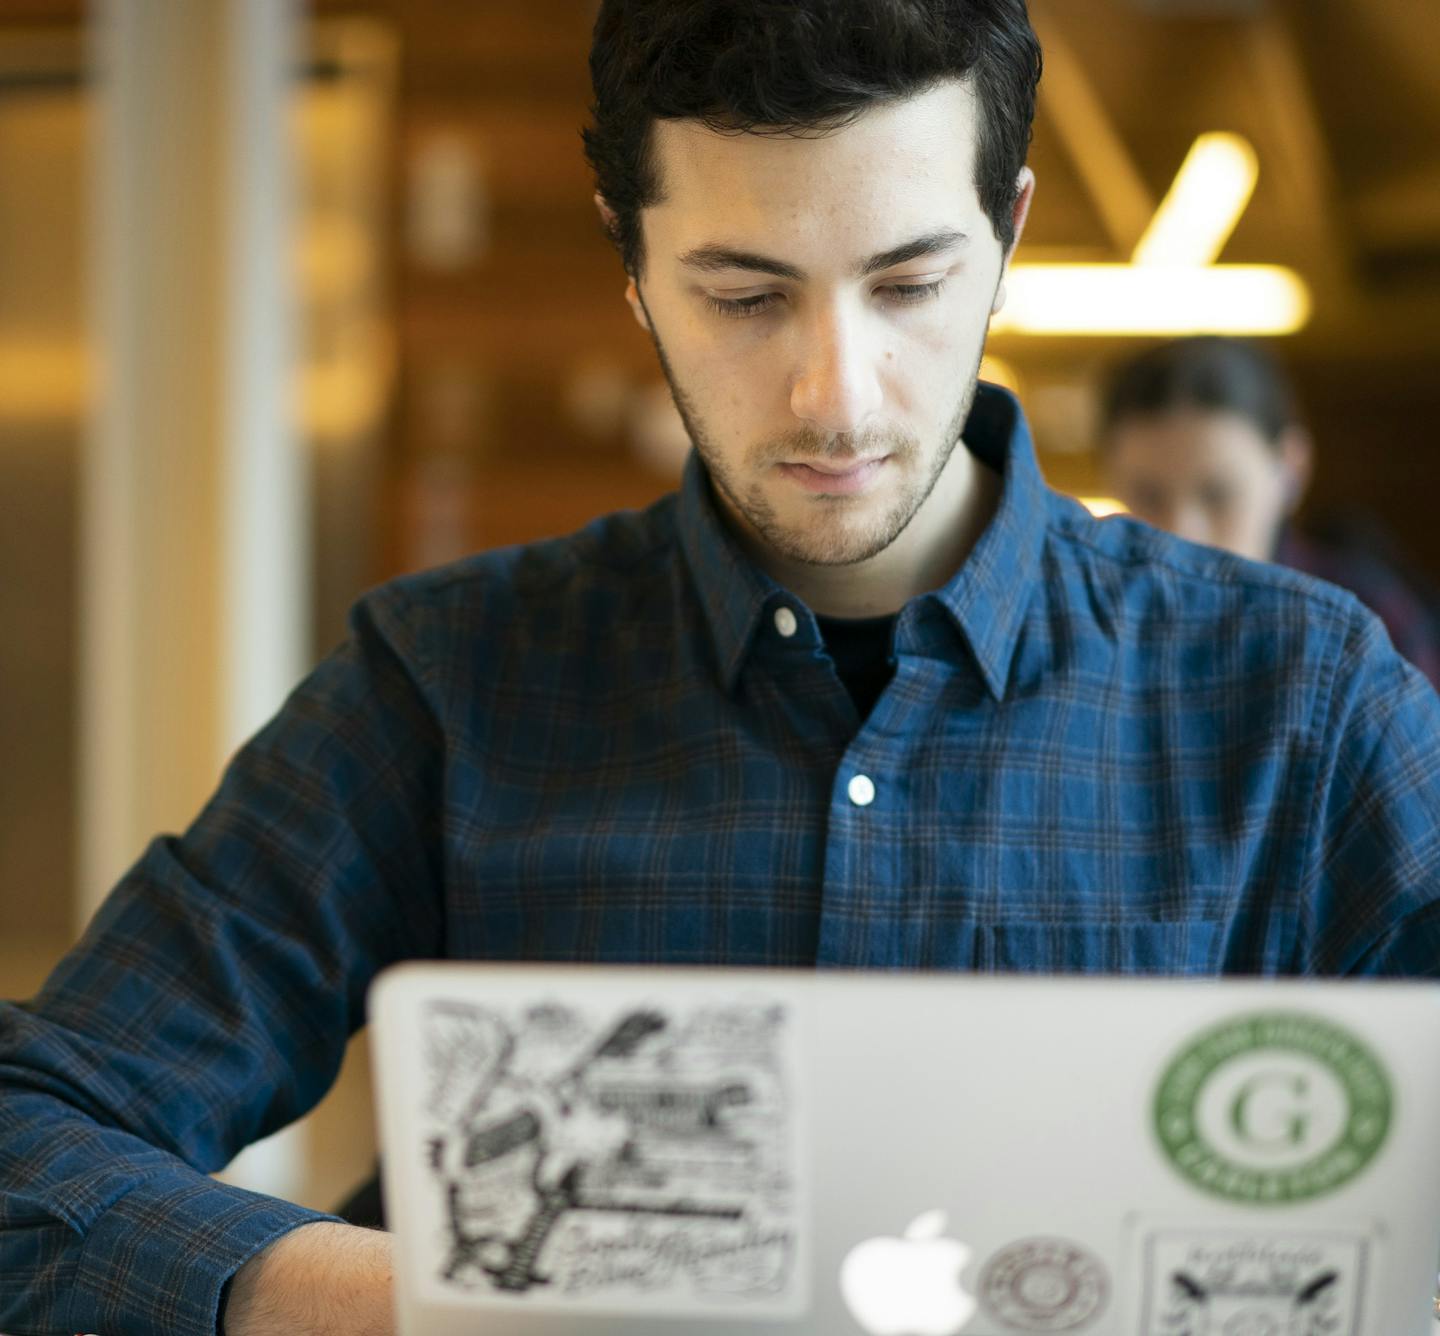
[840, 1210, 977, 1335]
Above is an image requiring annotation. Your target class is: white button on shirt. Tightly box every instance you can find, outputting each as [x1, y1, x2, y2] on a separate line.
[773, 606, 798, 638]
[847, 774, 876, 807]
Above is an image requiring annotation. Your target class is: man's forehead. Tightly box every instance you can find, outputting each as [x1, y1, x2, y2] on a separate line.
[644, 81, 985, 264]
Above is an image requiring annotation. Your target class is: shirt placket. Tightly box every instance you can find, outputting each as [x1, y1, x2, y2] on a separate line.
[768, 599, 909, 968]
[810, 605, 966, 968]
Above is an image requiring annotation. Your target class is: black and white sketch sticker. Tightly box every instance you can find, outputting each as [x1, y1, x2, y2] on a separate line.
[1135, 1226, 1373, 1335]
[412, 991, 806, 1316]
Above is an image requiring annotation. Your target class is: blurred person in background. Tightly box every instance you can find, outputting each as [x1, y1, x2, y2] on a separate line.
[5, 4, 1440, 1336]
[1100, 335, 1440, 689]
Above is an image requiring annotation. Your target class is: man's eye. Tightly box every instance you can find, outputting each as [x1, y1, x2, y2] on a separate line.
[703, 279, 947, 320]
[703, 292, 780, 319]
[881, 280, 946, 304]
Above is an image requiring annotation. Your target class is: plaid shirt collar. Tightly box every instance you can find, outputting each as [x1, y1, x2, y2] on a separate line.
[676, 383, 1048, 701]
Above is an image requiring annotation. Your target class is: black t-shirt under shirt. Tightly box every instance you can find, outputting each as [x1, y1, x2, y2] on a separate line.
[815, 612, 898, 720]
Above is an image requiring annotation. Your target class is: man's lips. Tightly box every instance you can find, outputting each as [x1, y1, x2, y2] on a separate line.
[778, 456, 889, 495]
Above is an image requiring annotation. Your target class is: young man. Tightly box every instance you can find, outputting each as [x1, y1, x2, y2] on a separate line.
[4, 4, 1440, 1335]
[1100, 336, 1440, 688]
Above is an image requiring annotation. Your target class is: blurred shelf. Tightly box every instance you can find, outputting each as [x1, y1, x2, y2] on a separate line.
[401, 303, 650, 373]
[390, 450, 677, 573]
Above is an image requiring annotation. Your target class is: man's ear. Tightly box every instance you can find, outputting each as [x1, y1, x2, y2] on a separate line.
[624, 277, 650, 331]
[991, 167, 1036, 316]
[594, 191, 620, 246]
[594, 191, 650, 332]
[1277, 424, 1313, 514]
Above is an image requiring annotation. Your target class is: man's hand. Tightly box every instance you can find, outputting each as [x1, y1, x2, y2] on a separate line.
[223, 1221, 395, 1336]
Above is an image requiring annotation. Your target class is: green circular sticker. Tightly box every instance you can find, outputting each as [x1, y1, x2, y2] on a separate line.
[1153, 1011, 1392, 1205]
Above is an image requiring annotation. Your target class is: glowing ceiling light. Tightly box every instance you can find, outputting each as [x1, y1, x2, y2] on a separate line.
[1078, 497, 1128, 518]
[993, 129, 1311, 337]
[1132, 132, 1259, 268]
[993, 264, 1312, 337]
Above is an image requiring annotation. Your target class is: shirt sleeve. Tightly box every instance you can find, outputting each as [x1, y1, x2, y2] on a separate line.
[0, 584, 445, 1336]
[1342, 554, 1440, 695]
[1303, 605, 1440, 975]
[1382, 596, 1440, 696]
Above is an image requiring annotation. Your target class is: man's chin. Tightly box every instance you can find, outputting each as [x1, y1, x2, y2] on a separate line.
[758, 518, 902, 568]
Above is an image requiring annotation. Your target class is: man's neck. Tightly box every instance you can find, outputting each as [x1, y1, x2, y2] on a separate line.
[755, 440, 1001, 619]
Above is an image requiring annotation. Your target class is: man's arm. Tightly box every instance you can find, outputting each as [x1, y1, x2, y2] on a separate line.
[1302, 607, 1440, 975]
[223, 1223, 395, 1336]
[0, 585, 445, 1336]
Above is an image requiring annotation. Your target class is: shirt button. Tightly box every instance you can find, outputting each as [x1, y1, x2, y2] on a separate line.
[773, 606, 798, 638]
[847, 774, 876, 807]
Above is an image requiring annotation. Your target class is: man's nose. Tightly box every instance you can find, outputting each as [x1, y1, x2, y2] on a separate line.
[789, 308, 884, 435]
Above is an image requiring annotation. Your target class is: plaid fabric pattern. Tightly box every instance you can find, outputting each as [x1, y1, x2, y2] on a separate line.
[1276, 528, 1440, 691]
[5, 385, 1440, 1335]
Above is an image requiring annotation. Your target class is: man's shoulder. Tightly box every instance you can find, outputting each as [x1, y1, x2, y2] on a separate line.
[337, 493, 685, 689]
[1046, 494, 1366, 631]
[1033, 494, 1396, 714]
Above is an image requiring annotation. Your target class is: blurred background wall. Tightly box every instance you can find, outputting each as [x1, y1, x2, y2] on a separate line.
[1, 0, 1437, 1207]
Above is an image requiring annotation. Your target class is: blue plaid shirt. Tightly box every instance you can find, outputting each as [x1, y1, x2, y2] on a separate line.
[5, 385, 1440, 1335]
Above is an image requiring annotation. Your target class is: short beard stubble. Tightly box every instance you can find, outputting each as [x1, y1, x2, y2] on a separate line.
[637, 287, 989, 568]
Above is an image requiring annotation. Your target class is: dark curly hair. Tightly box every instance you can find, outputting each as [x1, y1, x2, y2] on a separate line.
[1101, 337, 1301, 452]
[582, 0, 1043, 278]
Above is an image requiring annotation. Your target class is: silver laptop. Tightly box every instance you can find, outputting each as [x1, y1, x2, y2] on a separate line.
[369, 963, 1440, 1335]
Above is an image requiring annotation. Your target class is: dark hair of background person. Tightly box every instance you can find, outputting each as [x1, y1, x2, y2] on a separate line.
[1100, 336, 1301, 450]
[582, 0, 1044, 279]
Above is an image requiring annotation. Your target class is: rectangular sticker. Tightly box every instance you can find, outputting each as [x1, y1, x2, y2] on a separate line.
[1131, 1223, 1377, 1335]
[408, 987, 808, 1318]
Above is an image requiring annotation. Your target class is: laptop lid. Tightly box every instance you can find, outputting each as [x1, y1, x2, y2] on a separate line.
[369, 963, 1440, 1336]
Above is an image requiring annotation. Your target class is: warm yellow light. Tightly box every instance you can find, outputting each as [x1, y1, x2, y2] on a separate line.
[294, 217, 375, 300]
[0, 339, 91, 424]
[294, 318, 396, 444]
[993, 264, 1311, 337]
[978, 355, 1022, 394]
[1079, 496, 1128, 518]
[1133, 133, 1259, 269]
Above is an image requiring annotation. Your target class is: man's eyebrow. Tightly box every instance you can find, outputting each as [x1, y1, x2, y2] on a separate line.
[678, 245, 806, 281]
[677, 228, 970, 283]
[858, 229, 971, 276]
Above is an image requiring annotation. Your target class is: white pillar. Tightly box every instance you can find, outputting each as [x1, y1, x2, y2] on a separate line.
[220, 0, 311, 752]
[84, 0, 309, 1198]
